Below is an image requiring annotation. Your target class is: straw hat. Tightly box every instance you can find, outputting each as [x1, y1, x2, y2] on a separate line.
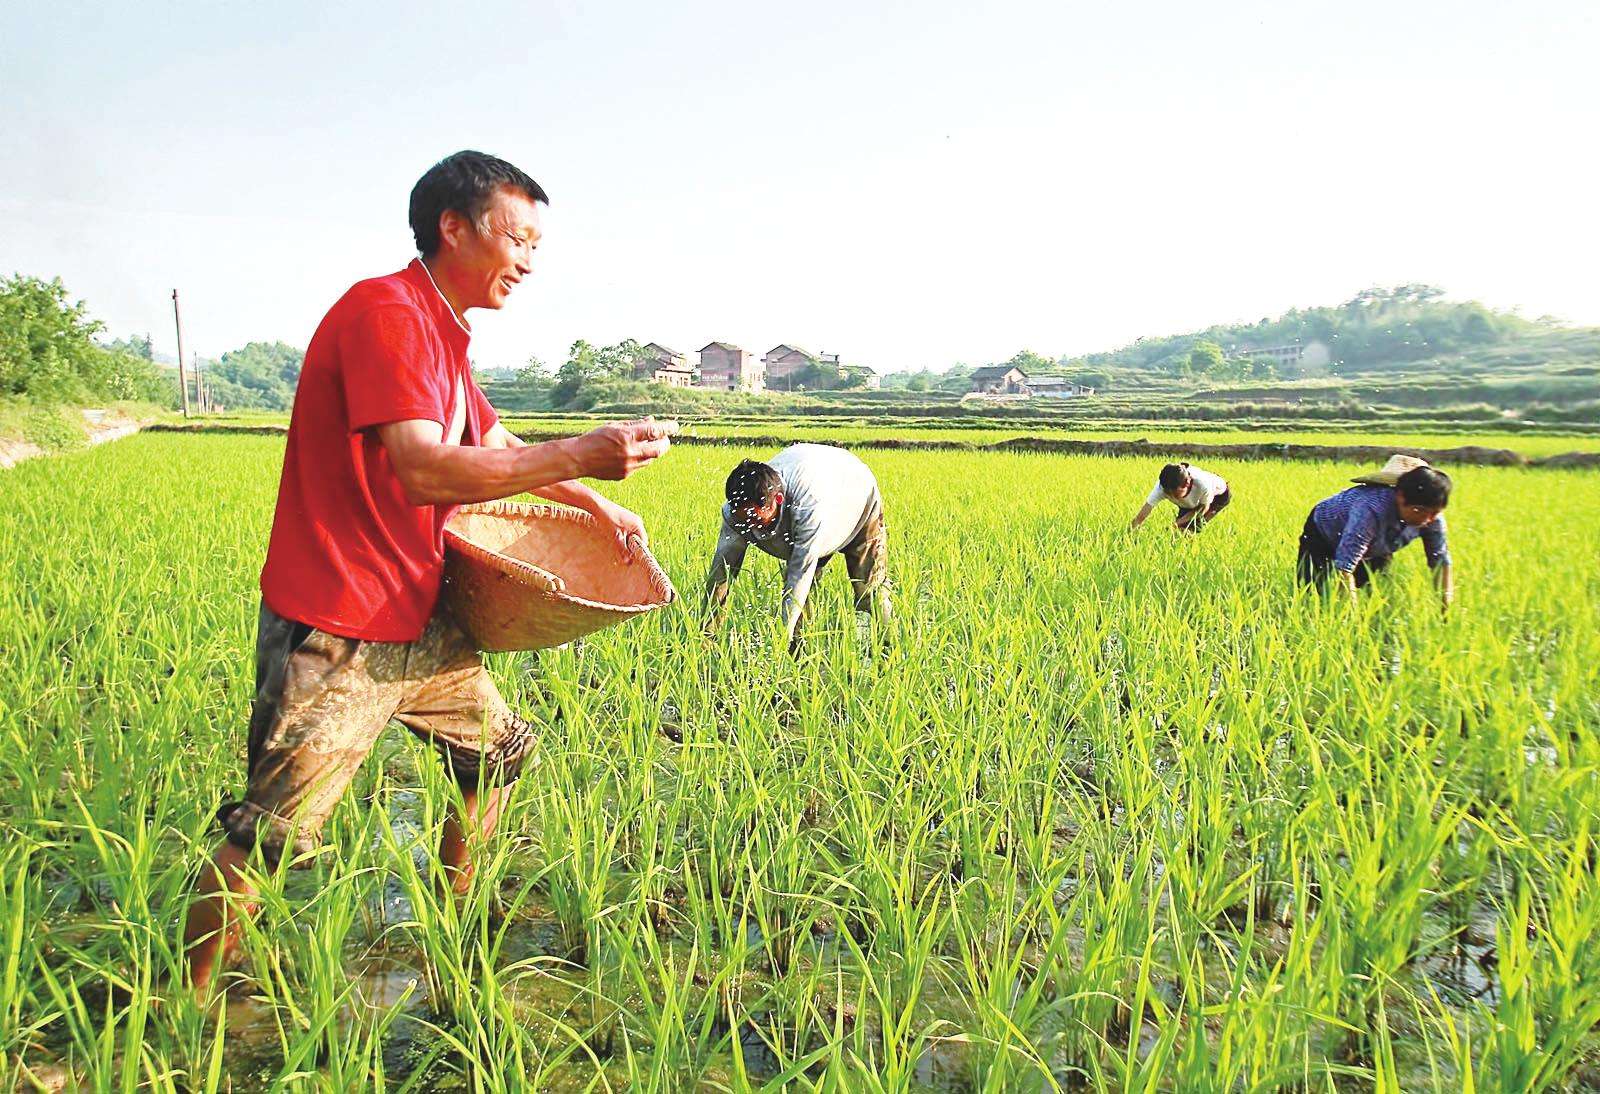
[441, 501, 676, 652]
[1351, 453, 1430, 486]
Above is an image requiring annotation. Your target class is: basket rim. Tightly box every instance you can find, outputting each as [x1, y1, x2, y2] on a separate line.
[445, 500, 676, 611]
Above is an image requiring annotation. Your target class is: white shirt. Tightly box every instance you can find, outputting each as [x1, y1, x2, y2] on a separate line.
[1146, 465, 1227, 511]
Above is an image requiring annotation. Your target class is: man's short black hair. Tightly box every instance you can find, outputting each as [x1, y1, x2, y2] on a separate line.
[1396, 466, 1451, 509]
[726, 460, 783, 507]
[409, 151, 549, 257]
[1159, 463, 1190, 492]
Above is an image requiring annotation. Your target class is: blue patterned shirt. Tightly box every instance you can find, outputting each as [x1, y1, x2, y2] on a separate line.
[1310, 485, 1450, 572]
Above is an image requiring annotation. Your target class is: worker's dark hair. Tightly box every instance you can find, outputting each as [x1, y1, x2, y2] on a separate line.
[409, 151, 549, 257]
[1158, 463, 1190, 492]
[726, 460, 783, 507]
[1396, 466, 1451, 509]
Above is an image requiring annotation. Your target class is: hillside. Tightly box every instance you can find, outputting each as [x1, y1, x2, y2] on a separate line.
[1077, 284, 1600, 380]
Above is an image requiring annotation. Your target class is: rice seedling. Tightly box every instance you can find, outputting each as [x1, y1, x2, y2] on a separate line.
[1, 431, 1597, 1089]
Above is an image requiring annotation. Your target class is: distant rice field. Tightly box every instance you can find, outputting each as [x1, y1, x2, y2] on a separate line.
[502, 416, 1600, 458]
[3, 433, 1597, 1089]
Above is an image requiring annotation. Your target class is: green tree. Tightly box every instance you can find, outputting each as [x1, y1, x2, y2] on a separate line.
[1245, 355, 1277, 380]
[593, 338, 651, 380]
[501, 354, 554, 408]
[205, 341, 304, 409]
[937, 363, 975, 392]
[550, 339, 654, 406]
[1079, 283, 1540, 376]
[0, 275, 167, 403]
[515, 354, 552, 389]
[1189, 340, 1226, 376]
[1006, 349, 1055, 374]
[552, 340, 597, 405]
[106, 333, 154, 360]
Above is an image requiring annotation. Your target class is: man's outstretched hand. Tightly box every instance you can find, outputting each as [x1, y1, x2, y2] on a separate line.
[569, 418, 677, 481]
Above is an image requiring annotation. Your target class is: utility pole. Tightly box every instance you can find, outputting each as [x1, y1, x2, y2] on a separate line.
[171, 289, 191, 418]
[194, 353, 206, 414]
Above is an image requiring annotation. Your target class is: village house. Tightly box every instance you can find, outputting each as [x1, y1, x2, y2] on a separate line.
[968, 364, 1030, 395]
[637, 343, 697, 387]
[697, 342, 765, 392]
[1025, 376, 1095, 398]
[763, 345, 840, 389]
[1231, 340, 1332, 375]
[842, 364, 880, 391]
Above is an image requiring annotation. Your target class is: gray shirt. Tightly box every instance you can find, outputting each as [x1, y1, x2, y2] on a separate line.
[707, 444, 882, 636]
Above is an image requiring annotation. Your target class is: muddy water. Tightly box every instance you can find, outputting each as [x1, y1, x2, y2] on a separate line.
[22, 777, 1522, 1090]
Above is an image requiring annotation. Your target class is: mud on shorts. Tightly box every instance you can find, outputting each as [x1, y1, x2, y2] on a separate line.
[215, 600, 536, 867]
[830, 499, 891, 615]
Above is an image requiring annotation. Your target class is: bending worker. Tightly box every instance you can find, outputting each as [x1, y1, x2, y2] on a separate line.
[704, 443, 890, 653]
[1129, 461, 1232, 533]
[1296, 454, 1453, 610]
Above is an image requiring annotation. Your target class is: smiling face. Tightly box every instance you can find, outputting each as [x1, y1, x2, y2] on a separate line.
[435, 185, 543, 311]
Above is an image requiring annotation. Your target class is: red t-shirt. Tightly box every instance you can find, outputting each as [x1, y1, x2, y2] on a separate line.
[260, 259, 499, 641]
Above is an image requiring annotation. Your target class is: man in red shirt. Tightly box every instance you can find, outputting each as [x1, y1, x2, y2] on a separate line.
[183, 151, 672, 995]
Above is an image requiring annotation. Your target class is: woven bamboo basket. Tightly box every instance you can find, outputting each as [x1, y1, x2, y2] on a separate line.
[441, 501, 676, 651]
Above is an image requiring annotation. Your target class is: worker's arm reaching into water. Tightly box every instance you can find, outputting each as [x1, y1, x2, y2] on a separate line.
[777, 506, 825, 650]
[1435, 561, 1454, 613]
[703, 516, 750, 629]
[703, 502, 828, 650]
[1129, 463, 1230, 534]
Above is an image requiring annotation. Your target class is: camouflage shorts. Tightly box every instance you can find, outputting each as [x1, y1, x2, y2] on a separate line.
[839, 505, 890, 613]
[809, 502, 890, 618]
[215, 600, 536, 867]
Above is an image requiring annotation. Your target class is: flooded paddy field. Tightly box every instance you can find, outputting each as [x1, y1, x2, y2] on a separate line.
[3, 433, 1598, 1090]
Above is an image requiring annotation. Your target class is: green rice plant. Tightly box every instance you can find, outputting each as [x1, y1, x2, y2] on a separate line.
[1, 843, 50, 1059]
[532, 759, 629, 968]
[948, 862, 1074, 1090]
[2, 433, 1598, 1087]
[1484, 831, 1600, 1092]
[1307, 757, 1468, 1060]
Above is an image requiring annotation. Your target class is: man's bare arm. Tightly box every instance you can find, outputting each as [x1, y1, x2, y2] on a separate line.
[480, 422, 525, 450]
[479, 421, 652, 558]
[377, 418, 671, 506]
[780, 554, 821, 645]
[483, 422, 622, 509]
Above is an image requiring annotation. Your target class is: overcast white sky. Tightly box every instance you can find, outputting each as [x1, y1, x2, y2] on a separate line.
[3, 0, 1597, 372]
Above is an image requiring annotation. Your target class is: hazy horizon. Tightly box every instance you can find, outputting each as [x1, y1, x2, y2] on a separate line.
[4, 0, 1597, 373]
